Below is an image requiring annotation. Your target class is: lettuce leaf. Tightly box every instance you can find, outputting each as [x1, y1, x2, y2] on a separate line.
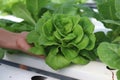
[0, 48, 5, 59]
[97, 42, 120, 69]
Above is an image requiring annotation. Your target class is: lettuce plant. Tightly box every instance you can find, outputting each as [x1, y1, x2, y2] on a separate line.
[94, 0, 120, 79]
[97, 42, 120, 80]
[27, 12, 96, 70]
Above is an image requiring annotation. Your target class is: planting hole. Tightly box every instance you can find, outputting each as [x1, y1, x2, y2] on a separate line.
[31, 76, 46, 80]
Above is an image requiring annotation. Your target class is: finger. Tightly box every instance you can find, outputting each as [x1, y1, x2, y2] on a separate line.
[16, 36, 45, 59]
[16, 36, 31, 52]
[20, 32, 29, 38]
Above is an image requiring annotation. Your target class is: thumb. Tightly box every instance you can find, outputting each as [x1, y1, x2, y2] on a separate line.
[16, 36, 31, 53]
[16, 36, 45, 59]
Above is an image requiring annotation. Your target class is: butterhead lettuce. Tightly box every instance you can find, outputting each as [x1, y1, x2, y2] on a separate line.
[27, 12, 96, 70]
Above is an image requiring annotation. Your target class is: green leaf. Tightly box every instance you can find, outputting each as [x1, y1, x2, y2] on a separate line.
[76, 4, 100, 18]
[95, 31, 110, 47]
[51, 0, 87, 4]
[80, 50, 97, 61]
[61, 47, 78, 60]
[95, 0, 119, 29]
[50, 0, 79, 15]
[36, 11, 52, 32]
[115, 0, 120, 11]
[72, 55, 89, 65]
[43, 19, 53, 36]
[26, 0, 50, 21]
[12, 2, 36, 25]
[45, 47, 70, 70]
[51, 0, 67, 3]
[53, 31, 62, 41]
[96, 0, 117, 20]
[10, 22, 34, 32]
[85, 33, 96, 50]
[107, 28, 120, 41]
[63, 33, 76, 42]
[97, 42, 120, 69]
[94, 0, 106, 4]
[0, 48, 5, 59]
[112, 36, 120, 43]
[117, 70, 120, 80]
[116, 11, 120, 20]
[77, 34, 89, 50]
[38, 35, 58, 46]
[108, 45, 120, 57]
[0, 0, 25, 14]
[53, 14, 74, 36]
[79, 17, 94, 34]
[29, 46, 45, 55]
[102, 20, 120, 26]
[73, 24, 84, 43]
[72, 15, 81, 27]
[57, 0, 78, 15]
[27, 31, 46, 55]
[35, 13, 55, 45]
[42, 19, 56, 41]
[27, 30, 40, 43]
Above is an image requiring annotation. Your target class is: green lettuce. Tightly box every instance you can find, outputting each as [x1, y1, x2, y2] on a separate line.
[94, 0, 120, 79]
[0, 0, 25, 14]
[27, 12, 96, 70]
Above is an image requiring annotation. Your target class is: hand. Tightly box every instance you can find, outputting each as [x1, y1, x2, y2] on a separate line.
[16, 32, 31, 53]
[16, 32, 45, 58]
[0, 29, 44, 58]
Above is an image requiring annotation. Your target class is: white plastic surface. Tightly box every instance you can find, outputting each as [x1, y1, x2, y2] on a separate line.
[3, 53, 117, 80]
[0, 63, 59, 80]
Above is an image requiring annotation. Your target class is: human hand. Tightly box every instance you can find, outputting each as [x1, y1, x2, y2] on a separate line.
[16, 32, 45, 58]
[0, 29, 44, 58]
[16, 32, 31, 53]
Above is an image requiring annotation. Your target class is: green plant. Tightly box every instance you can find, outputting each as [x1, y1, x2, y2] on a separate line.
[93, 0, 120, 79]
[26, 12, 96, 70]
